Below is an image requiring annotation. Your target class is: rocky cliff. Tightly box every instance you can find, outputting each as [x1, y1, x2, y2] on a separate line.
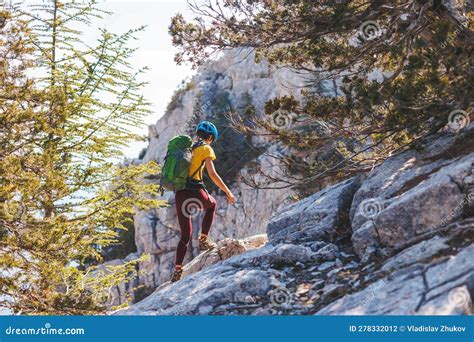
[103, 49, 308, 305]
[114, 122, 474, 315]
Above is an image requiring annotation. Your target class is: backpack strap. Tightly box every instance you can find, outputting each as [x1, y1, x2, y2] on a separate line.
[192, 140, 207, 150]
[158, 152, 171, 196]
[189, 160, 205, 179]
[189, 140, 208, 180]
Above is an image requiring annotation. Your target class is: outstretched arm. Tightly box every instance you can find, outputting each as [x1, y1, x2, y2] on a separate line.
[205, 158, 235, 204]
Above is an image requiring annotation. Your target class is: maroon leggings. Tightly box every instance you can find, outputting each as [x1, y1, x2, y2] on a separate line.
[174, 188, 216, 266]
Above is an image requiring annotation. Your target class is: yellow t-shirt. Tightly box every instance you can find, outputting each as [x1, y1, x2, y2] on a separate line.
[188, 143, 216, 181]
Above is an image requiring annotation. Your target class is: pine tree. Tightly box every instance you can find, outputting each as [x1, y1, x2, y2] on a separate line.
[0, 2, 165, 314]
[170, 0, 473, 189]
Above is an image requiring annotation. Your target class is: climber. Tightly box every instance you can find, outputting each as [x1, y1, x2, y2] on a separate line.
[171, 121, 235, 282]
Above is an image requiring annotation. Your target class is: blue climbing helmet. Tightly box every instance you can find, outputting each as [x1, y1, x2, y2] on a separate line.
[196, 121, 218, 141]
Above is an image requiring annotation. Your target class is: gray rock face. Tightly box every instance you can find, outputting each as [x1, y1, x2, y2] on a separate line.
[381, 236, 449, 272]
[114, 171, 359, 315]
[113, 125, 474, 316]
[318, 243, 474, 315]
[182, 236, 266, 278]
[267, 177, 361, 245]
[351, 125, 474, 257]
[113, 244, 296, 315]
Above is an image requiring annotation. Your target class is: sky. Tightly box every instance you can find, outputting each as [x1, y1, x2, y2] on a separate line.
[76, 0, 196, 158]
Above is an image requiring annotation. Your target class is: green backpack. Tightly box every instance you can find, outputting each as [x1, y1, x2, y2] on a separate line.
[160, 135, 203, 193]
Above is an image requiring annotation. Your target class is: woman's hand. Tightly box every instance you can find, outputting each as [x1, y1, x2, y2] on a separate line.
[226, 191, 235, 205]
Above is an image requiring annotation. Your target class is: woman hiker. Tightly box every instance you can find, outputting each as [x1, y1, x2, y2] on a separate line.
[171, 121, 235, 282]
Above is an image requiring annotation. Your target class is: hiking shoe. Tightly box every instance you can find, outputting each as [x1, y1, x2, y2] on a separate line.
[170, 268, 183, 282]
[199, 236, 217, 251]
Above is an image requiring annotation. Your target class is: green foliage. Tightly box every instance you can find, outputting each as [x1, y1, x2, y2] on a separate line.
[170, 0, 474, 189]
[100, 213, 137, 262]
[0, 2, 166, 314]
